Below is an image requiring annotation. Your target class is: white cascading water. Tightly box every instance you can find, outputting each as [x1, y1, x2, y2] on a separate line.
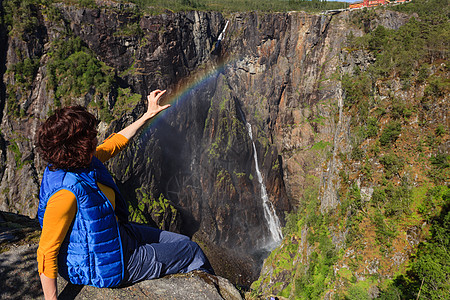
[246, 122, 283, 247]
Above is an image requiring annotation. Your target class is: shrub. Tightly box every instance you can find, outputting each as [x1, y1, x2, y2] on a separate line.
[430, 153, 450, 169]
[293, 232, 338, 299]
[351, 146, 364, 161]
[391, 99, 412, 119]
[380, 153, 404, 178]
[373, 209, 396, 248]
[371, 187, 386, 206]
[428, 153, 450, 184]
[346, 285, 370, 300]
[342, 73, 372, 107]
[378, 284, 403, 300]
[3, 0, 41, 37]
[114, 22, 144, 38]
[417, 64, 429, 84]
[379, 121, 401, 147]
[78, 0, 97, 8]
[435, 124, 446, 136]
[6, 85, 20, 117]
[368, 25, 388, 52]
[424, 76, 447, 99]
[362, 160, 373, 180]
[418, 186, 449, 222]
[342, 183, 363, 213]
[365, 117, 378, 138]
[282, 211, 299, 236]
[47, 37, 115, 102]
[383, 183, 411, 217]
[372, 183, 411, 217]
[11, 57, 39, 87]
[349, 183, 363, 211]
[398, 202, 450, 299]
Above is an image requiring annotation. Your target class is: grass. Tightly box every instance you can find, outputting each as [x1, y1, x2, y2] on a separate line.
[311, 140, 331, 151]
[124, 0, 349, 14]
[57, 0, 349, 14]
[338, 267, 353, 281]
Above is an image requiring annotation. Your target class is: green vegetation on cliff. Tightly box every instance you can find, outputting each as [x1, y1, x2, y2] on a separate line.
[381, 189, 450, 300]
[47, 37, 115, 105]
[252, 0, 449, 299]
[26, 0, 348, 14]
[3, 0, 144, 119]
[2, 0, 45, 38]
[130, 188, 179, 230]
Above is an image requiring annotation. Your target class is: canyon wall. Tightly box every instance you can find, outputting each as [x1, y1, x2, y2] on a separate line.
[1, 1, 448, 294]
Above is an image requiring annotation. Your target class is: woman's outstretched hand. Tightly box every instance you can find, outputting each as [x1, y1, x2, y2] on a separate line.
[144, 89, 171, 119]
[117, 89, 171, 140]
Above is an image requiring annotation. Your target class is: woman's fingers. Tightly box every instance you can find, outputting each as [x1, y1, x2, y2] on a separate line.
[147, 90, 170, 114]
[148, 89, 166, 103]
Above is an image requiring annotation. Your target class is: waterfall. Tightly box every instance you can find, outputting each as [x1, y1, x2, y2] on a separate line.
[211, 20, 229, 53]
[217, 20, 229, 41]
[246, 122, 283, 247]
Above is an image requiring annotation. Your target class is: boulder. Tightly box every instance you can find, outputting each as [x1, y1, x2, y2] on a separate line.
[57, 271, 242, 300]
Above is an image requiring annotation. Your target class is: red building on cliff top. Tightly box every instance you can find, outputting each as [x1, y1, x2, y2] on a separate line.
[349, 0, 389, 9]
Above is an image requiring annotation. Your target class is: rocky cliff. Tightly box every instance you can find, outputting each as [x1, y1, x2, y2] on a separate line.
[248, 4, 449, 299]
[0, 0, 448, 297]
[0, 0, 293, 284]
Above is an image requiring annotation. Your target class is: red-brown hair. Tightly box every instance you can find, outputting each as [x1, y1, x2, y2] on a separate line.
[37, 106, 98, 170]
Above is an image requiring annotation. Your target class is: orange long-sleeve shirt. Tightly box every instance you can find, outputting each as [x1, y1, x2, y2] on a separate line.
[37, 133, 129, 279]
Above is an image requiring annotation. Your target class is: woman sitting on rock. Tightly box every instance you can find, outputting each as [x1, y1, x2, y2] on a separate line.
[36, 90, 214, 300]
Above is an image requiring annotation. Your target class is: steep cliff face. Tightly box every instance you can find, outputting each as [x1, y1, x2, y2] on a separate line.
[249, 5, 449, 299]
[0, 0, 448, 293]
[0, 3, 332, 283]
[0, 1, 287, 284]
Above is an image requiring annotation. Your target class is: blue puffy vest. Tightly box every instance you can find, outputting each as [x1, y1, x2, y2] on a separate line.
[38, 157, 128, 287]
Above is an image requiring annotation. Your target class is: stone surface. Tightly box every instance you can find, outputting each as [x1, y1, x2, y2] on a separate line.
[0, 244, 42, 300]
[56, 272, 242, 300]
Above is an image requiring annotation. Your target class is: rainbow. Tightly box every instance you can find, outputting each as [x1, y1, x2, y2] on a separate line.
[139, 54, 238, 137]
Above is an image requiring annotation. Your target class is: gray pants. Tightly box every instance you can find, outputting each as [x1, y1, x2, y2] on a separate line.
[119, 223, 214, 285]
